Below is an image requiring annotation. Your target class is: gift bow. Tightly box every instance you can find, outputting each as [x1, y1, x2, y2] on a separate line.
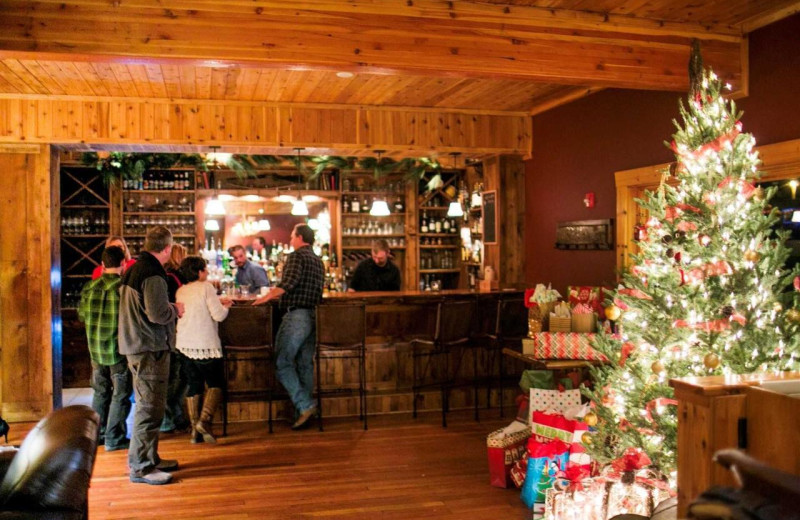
[604, 449, 673, 492]
[528, 438, 570, 458]
[612, 448, 652, 473]
[554, 465, 592, 492]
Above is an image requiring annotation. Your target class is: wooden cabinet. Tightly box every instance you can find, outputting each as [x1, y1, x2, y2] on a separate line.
[670, 372, 800, 517]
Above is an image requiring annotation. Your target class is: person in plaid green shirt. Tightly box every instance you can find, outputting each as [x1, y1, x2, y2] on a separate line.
[78, 245, 132, 452]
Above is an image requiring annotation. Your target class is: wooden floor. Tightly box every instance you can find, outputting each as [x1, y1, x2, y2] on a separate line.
[10, 411, 528, 520]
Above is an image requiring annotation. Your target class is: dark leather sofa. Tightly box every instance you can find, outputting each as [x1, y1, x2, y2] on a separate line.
[0, 405, 100, 520]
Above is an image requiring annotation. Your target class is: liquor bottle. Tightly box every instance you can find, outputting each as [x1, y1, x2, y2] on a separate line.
[343, 198, 350, 213]
[443, 218, 450, 232]
[361, 194, 370, 213]
[434, 217, 442, 234]
[351, 195, 360, 213]
[394, 196, 404, 213]
[420, 211, 429, 233]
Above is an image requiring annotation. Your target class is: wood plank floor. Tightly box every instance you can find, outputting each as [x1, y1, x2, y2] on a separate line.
[7, 411, 528, 520]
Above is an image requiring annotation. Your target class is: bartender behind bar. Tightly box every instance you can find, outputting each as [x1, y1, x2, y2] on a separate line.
[348, 239, 401, 292]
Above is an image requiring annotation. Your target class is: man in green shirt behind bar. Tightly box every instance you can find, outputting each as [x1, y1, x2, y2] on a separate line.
[78, 245, 132, 452]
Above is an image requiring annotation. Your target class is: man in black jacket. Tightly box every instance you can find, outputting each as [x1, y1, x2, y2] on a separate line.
[348, 239, 401, 292]
[119, 226, 184, 485]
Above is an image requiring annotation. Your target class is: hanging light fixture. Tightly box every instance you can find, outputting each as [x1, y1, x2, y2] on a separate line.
[205, 197, 226, 215]
[370, 149, 391, 216]
[291, 197, 309, 216]
[204, 219, 220, 231]
[446, 152, 464, 217]
[205, 145, 232, 167]
[258, 219, 271, 231]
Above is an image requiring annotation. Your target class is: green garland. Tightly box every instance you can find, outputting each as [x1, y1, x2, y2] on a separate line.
[81, 152, 444, 190]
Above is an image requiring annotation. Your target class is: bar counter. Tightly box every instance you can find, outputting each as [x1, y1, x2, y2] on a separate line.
[222, 288, 525, 422]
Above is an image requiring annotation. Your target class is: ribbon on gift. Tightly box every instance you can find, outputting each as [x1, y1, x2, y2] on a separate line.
[554, 465, 593, 492]
[603, 449, 673, 492]
[528, 438, 571, 458]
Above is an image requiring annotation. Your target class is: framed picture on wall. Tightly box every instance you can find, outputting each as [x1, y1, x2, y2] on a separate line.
[482, 190, 497, 244]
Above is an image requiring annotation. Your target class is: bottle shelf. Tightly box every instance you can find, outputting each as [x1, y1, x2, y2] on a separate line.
[419, 269, 460, 274]
[342, 191, 403, 196]
[124, 212, 195, 216]
[342, 233, 406, 238]
[124, 234, 196, 238]
[62, 234, 109, 238]
[420, 245, 459, 249]
[123, 189, 195, 194]
[62, 205, 110, 209]
[342, 245, 406, 250]
[341, 212, 406, 217]
[419, 233, 459, 237]
[418, 206, 452, 211]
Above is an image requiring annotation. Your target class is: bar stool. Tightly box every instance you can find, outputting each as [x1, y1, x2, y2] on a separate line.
[411, 299, 476, 427]
[487, 297, 527, 417]
[471, 293, 500, 420]
[315, 302, 368, 431]
[219, 304, 274, 435]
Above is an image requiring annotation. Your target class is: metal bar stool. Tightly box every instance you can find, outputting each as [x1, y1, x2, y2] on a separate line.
[219, 304, 274, 435]
[315, 302, 368, 431]
[471, 293, 500, 420]
[411, 299, 476, 428]
[487, 297, 527, 417]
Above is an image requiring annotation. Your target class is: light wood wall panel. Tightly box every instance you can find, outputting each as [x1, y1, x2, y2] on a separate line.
[0, 144, 54, 421]
[0, 97, 528, 156]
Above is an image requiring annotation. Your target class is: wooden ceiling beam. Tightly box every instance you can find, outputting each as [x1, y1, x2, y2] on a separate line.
[0, 0, 745, 92]
[738, 0, 800, 33]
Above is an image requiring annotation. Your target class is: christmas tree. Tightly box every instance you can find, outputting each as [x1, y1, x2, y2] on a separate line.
[583, 68, 800, 475]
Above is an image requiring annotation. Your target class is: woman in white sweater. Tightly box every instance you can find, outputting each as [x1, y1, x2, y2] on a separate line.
[176, 256, 232, 444]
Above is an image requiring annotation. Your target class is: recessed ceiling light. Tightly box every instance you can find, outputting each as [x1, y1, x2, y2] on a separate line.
[336, 71, 354, 78]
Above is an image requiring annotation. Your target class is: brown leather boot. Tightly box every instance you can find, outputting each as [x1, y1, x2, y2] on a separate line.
[195, 387, 222, 444]
[186, 395, 203, 444]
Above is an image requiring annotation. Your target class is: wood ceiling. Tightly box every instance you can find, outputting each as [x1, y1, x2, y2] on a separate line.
[0, 0, 798, 155]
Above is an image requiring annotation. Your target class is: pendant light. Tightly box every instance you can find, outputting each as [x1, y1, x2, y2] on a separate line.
[204, 219, 220, 231]
[370, 150, 391, 216]
[204, 147, 227, 215]
[446, 152, 464, 217]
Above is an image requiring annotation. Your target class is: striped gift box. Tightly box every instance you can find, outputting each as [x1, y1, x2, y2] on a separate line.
[525, 333, 608, 361]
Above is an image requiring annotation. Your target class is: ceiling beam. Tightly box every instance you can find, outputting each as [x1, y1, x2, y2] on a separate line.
[739, 0, 800, 33]
[0, 0, 745, 92]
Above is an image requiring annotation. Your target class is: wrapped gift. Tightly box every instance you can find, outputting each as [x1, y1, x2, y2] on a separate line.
[570, 304, 597, 333]
[530, 333, 608, 362]
[520, 439, 571, 508]
[486, 422, 531, 488]
[567, 286, 605, 315]
[510, 452, 528, 488]
[602, 448, 674, 519]
[531, 411, 584, 444]
[525, 285, 561, 336]
[529, 388, 582, 422]
[545, 466, 606, 520]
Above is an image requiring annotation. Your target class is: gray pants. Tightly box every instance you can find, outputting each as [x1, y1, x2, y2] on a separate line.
[91, 359, 132, 450]
[127, 350, 170, 476]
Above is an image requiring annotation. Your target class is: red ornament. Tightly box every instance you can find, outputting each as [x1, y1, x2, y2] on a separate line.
[794, 276, 800, 292]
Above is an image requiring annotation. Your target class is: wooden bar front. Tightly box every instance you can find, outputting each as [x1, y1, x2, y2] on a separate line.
[670, 372, 800, 517]
[222, 289, 524, 423]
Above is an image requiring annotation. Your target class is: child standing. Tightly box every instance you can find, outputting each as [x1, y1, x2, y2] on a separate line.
[175, 256, 232, 443]
[79, 246, 132, 451]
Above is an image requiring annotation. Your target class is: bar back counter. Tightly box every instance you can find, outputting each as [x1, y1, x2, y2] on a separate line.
[220, 289, 525, 425]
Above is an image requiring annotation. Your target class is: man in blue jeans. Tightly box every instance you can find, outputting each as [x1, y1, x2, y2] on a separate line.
[252, 224, 324, 430]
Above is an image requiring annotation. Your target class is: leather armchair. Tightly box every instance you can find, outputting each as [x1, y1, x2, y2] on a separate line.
[0, 405, 100, 520]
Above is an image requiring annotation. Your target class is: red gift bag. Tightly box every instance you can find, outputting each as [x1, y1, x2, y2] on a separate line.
[487, 424, 531, 488]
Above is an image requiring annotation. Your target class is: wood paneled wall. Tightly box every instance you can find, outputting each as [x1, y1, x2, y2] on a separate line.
[0, 144, 55, 421]
[0, 97, 529, 156]
[483, 155, 526, 287]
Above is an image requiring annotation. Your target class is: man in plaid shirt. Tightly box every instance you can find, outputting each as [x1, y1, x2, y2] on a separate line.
[78, 245, 132, 452]
[253, 223, 324, 430]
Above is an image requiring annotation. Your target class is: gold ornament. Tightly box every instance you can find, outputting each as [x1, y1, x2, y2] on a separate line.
[703, 352, 721, 369]
[581, 432, 593, 445]
[774, 302, 783, 313]
[651, 360, 665, 374]
[444, 185, 458, 199]
[744, 250, 760, 263]
[583, 412, 598, 427]
[787, 308, 800, 323]
[605, 304, 622, 321]
[754, 186, 765, 201]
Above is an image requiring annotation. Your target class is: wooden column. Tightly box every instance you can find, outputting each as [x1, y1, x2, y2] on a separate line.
[0, 144, 56, 421]
[483, 155, 526, 288]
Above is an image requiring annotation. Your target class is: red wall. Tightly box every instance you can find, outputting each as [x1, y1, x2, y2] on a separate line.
[524, 14, 800, 295]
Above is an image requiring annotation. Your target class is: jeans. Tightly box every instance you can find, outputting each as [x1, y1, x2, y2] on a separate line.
[161, 351, 188, 432]
[91, 359, 132, 449]
[127, 350, 170, 476]
[275, 308, 316, 415]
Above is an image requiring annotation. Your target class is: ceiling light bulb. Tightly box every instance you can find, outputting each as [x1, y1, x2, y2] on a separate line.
[370, 200, 391, 217]
[447, 201, 464, 217]
[291, 199, 309, 216]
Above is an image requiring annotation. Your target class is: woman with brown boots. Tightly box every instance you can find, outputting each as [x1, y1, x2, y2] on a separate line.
[175, 256, 232, 443]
